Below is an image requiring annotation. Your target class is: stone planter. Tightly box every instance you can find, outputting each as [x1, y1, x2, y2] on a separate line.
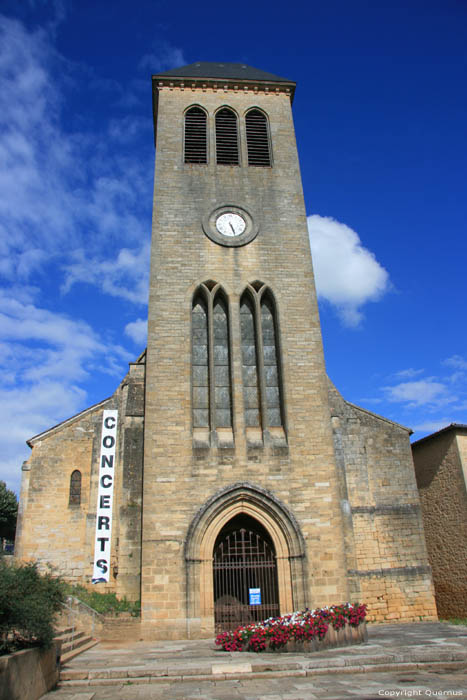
[263, 622, 367, 653]
[0, 641, 61, 700]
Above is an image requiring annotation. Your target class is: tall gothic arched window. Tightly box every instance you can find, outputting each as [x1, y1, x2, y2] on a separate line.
[240, 292, 261, 428]
[192, 282, 233, 443]
[192, 290, 209, 429]
[69, 469, 81, 506]
[245, 109, 272, 167]
[240, 283, 285, 438]
[184, 106, 208, 164]
[215, 108, 239, 165]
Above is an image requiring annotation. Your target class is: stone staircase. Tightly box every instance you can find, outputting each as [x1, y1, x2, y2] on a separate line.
[54, 625, 99, 665]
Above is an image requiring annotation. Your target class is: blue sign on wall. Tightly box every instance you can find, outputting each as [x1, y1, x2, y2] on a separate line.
[249, 587, 261, 605]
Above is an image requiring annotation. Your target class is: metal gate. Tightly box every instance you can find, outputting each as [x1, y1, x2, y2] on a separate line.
[213, 516, 280, 632]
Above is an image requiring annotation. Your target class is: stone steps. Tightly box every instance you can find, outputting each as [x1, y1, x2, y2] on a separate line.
[61, 638, 100, 665]
[54, 627, 99, 665]
[58, 652, 467, 688]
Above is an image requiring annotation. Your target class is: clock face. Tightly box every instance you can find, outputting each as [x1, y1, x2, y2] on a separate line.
[202, 204, 258, 247]
[215, 212, 246, 237]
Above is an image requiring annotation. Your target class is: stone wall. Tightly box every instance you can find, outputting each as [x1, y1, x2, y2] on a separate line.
[15, 357, 145, 602]
[0, 642, 61, 700]
[328, 380, 437, 623]
[412, 427, 467, 618]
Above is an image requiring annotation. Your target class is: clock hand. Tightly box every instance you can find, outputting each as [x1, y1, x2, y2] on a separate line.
[229, 222, 236, 235]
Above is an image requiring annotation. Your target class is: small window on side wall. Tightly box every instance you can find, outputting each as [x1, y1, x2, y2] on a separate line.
[245, 109, 272, 167]
[69, 469, 81, 506]
[184, 106, 207, 164]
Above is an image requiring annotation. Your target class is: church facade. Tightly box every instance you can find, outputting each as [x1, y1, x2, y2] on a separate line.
[15, 63, 437, 639]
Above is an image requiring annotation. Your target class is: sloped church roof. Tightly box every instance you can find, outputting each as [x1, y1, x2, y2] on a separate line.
[153, 62, 294, 84]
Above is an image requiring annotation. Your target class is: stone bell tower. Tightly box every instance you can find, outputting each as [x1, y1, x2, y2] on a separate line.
[13, 62, 437, 635]
[142, 62, 350, 638]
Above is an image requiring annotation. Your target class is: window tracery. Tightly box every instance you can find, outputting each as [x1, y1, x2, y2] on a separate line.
[240, 283, 284, 432]
[192, 283, 233, 433]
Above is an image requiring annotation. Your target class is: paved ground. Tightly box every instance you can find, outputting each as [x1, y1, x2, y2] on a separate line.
[44, 622, 467, 700]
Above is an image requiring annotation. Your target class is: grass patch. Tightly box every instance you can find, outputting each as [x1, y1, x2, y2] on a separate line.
[63, 583, 140, 617]
[442, 617, 467, 626]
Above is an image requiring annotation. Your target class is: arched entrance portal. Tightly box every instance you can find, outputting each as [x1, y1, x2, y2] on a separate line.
[213, 514, 280, 632]
[184, 483, 307, 638]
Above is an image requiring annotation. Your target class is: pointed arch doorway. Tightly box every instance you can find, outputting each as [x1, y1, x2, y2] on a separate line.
[213, 514, 280, 632]
[184, 483, 307, 638]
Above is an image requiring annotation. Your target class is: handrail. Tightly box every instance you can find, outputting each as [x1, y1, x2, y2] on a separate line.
[59, 596, 104, 640]
[59, 599, 78, 650]
[66, 595, 104, 620]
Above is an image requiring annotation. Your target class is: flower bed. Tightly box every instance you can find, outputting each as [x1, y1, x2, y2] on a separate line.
[215, 602, 367, 653]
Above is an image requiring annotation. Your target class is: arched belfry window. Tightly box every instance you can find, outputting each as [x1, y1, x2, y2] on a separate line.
[245, 109, 272, 167]
[240, 283, 285, 440]
[192, 282, 233, 444]
[215, 108, 239, 165]
[69, 470, 81, 506]
[184, 106, 207, 164]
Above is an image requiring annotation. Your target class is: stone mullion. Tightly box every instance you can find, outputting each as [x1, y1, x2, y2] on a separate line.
[207, 290, 216, 433]
[255, 291, 268, 432]
[226, 297, 235, 432]
[273, 307, 287, 432]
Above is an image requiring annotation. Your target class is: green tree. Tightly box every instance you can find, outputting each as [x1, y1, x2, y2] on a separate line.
[0, 481, 18, 542]
[0, 560, 65, 653]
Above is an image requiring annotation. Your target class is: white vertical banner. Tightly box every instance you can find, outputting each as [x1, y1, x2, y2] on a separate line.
[92, 410, 118, 583]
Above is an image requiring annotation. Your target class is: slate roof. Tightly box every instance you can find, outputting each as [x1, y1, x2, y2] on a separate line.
[153, 62, 294, 84]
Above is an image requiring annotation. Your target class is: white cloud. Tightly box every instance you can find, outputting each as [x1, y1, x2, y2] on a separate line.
[307, 214, 390, 326]
[62, 241, 150, 305]
[394, 368, 425, 379]
[0, 15, 74, 262]
[0, 12, 179, 493]
[0, 380, 87, 495]
[108, 116, 149, 144]
[382, 378, 454, 408]
[371, 360, 467, 433]
[139, 42, 185, 73]
[443, 355, 467, 370]
[124, 319, 147, 346]
[411, 419, 451, 435]
[0, 13, 153, 301]
[0, 290, 133, 493]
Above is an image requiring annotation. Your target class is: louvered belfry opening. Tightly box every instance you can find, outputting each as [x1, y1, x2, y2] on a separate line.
[215, 108, 239, 165]
[184, 106, 207, 164]
[213, 514, 280, 632]
[245, 109, 271, 167]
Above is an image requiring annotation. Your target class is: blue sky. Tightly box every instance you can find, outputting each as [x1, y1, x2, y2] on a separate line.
[1, 0, 466, 494]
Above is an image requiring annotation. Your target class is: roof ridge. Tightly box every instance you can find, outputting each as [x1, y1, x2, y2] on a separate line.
[153, 61, 294, 84]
